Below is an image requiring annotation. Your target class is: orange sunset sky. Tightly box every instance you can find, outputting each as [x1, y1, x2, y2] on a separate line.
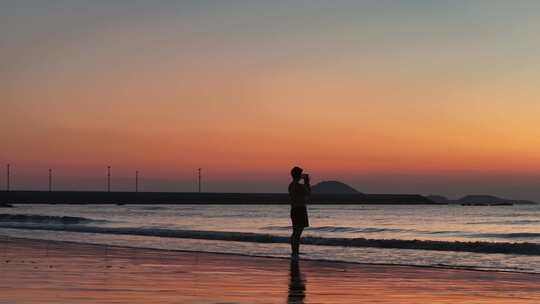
[2, 1, 540, 200]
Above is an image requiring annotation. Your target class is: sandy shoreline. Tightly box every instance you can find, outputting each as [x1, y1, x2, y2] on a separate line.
[1, 236, 539, 303]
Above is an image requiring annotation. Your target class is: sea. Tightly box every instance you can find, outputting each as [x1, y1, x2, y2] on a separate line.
[1, 204, 540, 273]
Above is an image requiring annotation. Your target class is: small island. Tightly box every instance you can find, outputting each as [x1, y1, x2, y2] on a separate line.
[311, 181, 361, 194]
[426, 194, 537, 206]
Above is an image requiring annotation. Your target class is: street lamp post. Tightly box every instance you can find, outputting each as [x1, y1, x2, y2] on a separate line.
[107, 166, 111, 192]
[198, 168, 202, 193]
[135, 170, 139, 193]
[6, 164, 10, 192]
[48, 169, 52, 192]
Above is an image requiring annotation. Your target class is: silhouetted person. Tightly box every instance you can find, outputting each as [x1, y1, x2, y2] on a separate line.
[288, 166, 310, 258]
[287, 258, 306, 303]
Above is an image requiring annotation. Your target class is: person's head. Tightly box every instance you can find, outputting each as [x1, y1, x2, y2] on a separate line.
[290, 166, 303, 181]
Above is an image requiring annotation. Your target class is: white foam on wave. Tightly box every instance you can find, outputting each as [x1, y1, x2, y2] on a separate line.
[0, 223, 539, 256]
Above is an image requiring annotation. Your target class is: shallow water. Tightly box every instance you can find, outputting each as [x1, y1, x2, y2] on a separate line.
[3, 238, 539, 304]
[1, 204, 540, 273]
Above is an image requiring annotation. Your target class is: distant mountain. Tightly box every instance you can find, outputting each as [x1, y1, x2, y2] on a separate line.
[311, 181, 361, 194]
[456, 195, 536, 205]
[458, 195, 506, 204]
[426, 194, 537, 205]
[426, 195, 449, 204]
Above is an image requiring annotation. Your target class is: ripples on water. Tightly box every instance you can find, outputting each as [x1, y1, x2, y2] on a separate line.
[1, 204, 540, 273]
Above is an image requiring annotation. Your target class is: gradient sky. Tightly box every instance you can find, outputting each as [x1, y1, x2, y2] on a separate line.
[2, 1, 540, 200]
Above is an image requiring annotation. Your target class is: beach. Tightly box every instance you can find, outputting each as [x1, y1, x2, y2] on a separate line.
[1, 237, 539, 304]
[4, 1, 540, 303]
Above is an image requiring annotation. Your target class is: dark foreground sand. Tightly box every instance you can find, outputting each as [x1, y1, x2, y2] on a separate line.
[1, 236, 539, 303]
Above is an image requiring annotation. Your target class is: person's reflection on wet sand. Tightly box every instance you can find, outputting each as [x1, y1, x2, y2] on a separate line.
[288, 259, 306, 304]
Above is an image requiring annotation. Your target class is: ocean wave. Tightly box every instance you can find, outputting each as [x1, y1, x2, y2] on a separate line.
[467, 220, 540, 225]
[264, 225, 404, 233]
[264, 225, 460, 235]
[309, 226, 406, 233]
[263, 225, 383, 233]
[469, 232, 540, 239]
[0, 214, 99, 225]
[423, 230, 464, 235]
[139, 206, 168, 211]
[1, 224, 539, 255]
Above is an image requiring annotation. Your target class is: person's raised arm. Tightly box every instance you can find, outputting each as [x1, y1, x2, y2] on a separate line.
[303, 174, 311, 195]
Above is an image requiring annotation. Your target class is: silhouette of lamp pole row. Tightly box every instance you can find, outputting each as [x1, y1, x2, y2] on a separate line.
[4, 164, 203, 193]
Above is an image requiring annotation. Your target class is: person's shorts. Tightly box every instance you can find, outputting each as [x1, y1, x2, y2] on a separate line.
[290, 206, 309, 228]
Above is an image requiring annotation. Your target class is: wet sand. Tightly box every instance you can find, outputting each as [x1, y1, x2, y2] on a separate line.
[1, 236, 539, 303]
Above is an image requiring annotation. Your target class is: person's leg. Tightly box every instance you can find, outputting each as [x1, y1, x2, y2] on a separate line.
[291, 227, 303, 255]
[291, 228, 298, 255]
[296, 227, 303, 254]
